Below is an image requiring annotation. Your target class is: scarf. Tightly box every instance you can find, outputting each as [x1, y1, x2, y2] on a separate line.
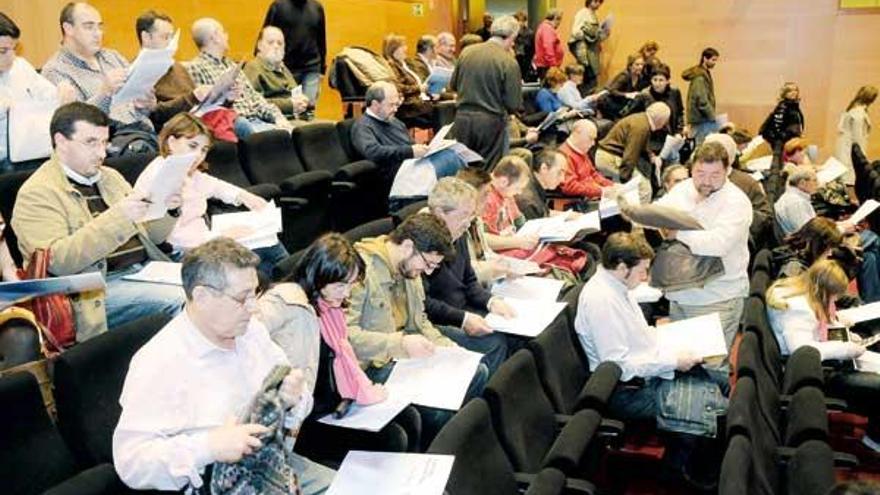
[317, 299, 386, 405]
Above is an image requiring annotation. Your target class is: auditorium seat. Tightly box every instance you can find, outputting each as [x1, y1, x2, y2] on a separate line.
[342, 217, 395, 244]
[205, 140, 281, 202]
[719, 434, 752, 495]
[0, 169, 33, 266]
[271, 248, 307, 282]
[784, 440, 835, 495]
[103, 152, 156, 186]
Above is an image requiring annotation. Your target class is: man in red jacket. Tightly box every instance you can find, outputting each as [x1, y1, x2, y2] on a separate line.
[532, 9, 564, 80]
[558, 119, 613, 199]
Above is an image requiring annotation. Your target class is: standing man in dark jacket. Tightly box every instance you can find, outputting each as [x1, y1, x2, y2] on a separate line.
[450, 15, 523, 170]
[262, 0, 326, 119]
[682, 47, 719, 146]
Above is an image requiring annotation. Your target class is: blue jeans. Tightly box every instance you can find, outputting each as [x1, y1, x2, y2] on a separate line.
[254, 243, 289, 281]
[858, 230, 880, 303]
[104, 264, 185, 331]
[691, 120, 720, 147]
[289, 70, 322, 119]
[291, 452, 336, 495]
[437, 324, 508, 376]
[233, 117, 279, 139]
[428, 149, 467, 178]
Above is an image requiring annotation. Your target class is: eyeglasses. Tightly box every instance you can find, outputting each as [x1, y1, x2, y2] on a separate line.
[416, 249, 441, 271]
[70, 137, 110, 151]
[201, 284, 259, 308]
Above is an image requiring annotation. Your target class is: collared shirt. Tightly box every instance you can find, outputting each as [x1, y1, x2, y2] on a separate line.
[184, 51, 285, 124]
[774, 185, 816, 236]
[0, 57, 58, 161]
[113, 310, 289, 491]
[574, 266, 678, 381]
[41, 47, 152, 128]
[557, 80, 595, 113]
[656, 178, 752, 305]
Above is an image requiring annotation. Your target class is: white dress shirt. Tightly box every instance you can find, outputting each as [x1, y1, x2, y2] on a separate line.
[766, 288, 856, 360]
[656, 178, 752, 305]
[113, 310, 289, 491]
[774, 185, 816, 236]
[574, 266, 678, 381]
[0, 57, 58, 161]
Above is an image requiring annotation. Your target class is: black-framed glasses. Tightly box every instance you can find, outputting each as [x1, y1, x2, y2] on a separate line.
[200, 284, 259, 307]
[416, 249, 441, 270]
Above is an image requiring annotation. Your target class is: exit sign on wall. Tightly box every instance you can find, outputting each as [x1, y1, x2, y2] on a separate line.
[412, 3, 425, 16]
[840, 0, 880, 7]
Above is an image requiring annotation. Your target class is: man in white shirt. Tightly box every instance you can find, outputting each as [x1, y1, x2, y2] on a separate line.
[113, 238, 335, 493]
[655, 141, 752, 382]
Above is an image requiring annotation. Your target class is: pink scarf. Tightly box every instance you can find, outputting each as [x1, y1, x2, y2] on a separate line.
[317, 299, 386, 405]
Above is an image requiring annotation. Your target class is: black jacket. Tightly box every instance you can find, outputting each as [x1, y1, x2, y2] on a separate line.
[424, 235, 492, 326]
[759, 99, 804, 146]
[263, 0, 327, 73]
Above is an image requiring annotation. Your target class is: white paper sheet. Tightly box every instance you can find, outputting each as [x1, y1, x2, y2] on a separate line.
[599, 176, 641, 219]
[495, 256, 542, 277]
[112, 30, 178, 105]
[121, 261, 182, 286]
[8, 98, 57, 162]
[317, 394, 411, 432]
[657, 312, 728, 360]
[715, 113, 729, 126]
[491, 275, 563, 302]
[0, 272, 105, 310]
[632, 283, 663, 303]
[327, 451, 454, 495]
[849, 199, 880, 225]
[516, 212, 600, 242]
[659, 134, 686, 161]
[485, 298, 567, 337]
[817, 156, 848, 185]
[750, 171, 765, 182]
[837, 302, 880, 326]
[210, 202, 283, 249]
[384, 347, 483, 410]
[133, 153, 200, 221]
[854, 350, 880, 374]
[745, 155, 773, 172]
[426, 67, 453, 95]
[191, 62, 242, 117]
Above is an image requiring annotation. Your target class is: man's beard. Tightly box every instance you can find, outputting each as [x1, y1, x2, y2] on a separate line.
[697, 184, 720, 198]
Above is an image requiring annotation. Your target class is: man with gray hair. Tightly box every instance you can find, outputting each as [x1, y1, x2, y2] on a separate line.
[424, 177, 515, 375]
[114, 237, 335, 493]
[449, 15, 523, 170]
[435, 32, 457, 69]
[185, 17, 292, 137]
[244, 25, 310, 119]
[774, 165, 820, 236]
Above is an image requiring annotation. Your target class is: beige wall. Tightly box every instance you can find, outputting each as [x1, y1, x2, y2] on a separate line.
[557, 0, 880, 159]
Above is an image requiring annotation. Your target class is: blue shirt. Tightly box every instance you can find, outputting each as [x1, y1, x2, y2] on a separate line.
[535, 88, 563, 113]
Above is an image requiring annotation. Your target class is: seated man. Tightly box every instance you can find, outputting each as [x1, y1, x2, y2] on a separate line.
[352, 81, 464, 207]
[558, 119, 612, 200]
[185, 17, 292, 137]
[346, 212, 489, 446]
[434, 32, 457, 69]
[575, 232, 726, 485]
[424, 178, 514, 374]
[42, 2, 158, 154]
[11, 102, 184, 342]
[113, 238, 334, 493]
[517, 148, 566, 219]
[658, 164, 689, 197]
[775, 165, 821, 237]
[244, 26, 310, 120]
[595, 101, 671, 202]
[407, 35, 437, 81]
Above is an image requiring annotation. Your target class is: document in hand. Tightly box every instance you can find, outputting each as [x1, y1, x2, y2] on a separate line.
[327, 451, 454, 495]
[210, 202, 283, 250]
[133, 153, 200, 221]
[516, 212, 601, 242]
[656, 312, 728, 361]
[121, 261, 182, 286]
[317, 393, 411, 432]
[384, 347, 483, 410]
[836, 301, 880, 326]
[848, 199, 880, 225]
[855, 350, 880, 374]
[426, 67, 453, 95]
[0, 272, 105, 311]
[112, 30, 178, 105]
[599, 176, 641, 219]
[491, 275, 564, 302]
[537, 107, 570, 132]
[192, 61, 243, 117]
[485, 297, 567, 337]
[423, 124, 482, 163]
[816, 157, 848, 185]
[659, 134, 686, 162]
[745, 155, 773, 172]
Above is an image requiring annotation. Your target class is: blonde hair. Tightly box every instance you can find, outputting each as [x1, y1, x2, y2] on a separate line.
[778, 82, 799, 102]
[767, 259, 849, 324]
[429, 177, 477, 213]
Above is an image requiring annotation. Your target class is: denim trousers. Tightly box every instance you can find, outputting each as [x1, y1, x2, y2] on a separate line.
[104, 264, 186, 330]
[233, 117, 279, 139]
[289, 70, 322, 119]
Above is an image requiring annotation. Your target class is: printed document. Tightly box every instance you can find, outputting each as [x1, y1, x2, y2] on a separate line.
[318, 393, 411, 432]
[491, 275, 563, 302]
[657, 312, 728, 360]
[516, 211, 601, 242]
[210, 202, 282, 249]
[122, 261, 182, 286]
[384, 347, 483, 410]
[327, 451, 454, 495]
[485, 298, 567, 337]
[133, 153, 200, 221]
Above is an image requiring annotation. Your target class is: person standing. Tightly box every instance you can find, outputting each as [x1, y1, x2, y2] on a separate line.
[835, 85, 877, 202]
[449, 15, 523, 170]
[532, 9, 564, 81]
[262, 0, 327, 120]
[682, 47, 719, 146]
[568, 0, 609, 94]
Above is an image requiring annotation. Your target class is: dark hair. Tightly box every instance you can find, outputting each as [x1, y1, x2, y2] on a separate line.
[0, 12, 21, 39]
[181, 237, 260, 300]
[786, 217, 843, 266]
[416, 35, 436, 54]
[389, 212, 455, 259]
[652, 62, 671, 80]
[534, 149, 564, 173]
[492, 155, 528, 182]
[601, 232, 654, 269]
[692, 141, 730, 168]
[49, 102, 109, 147]
[291, 233, 365, 314]
[135, 10, 172, 45]
[364, 82, 391, 106]
[456, 167, 491, 189]
[59, 2, 78, 35]
[701, 47, 719, 63]
[565, 64, 585, 78]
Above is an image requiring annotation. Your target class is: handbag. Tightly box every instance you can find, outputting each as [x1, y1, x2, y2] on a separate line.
[16, 249, 76, 353]
[650, 240, 724, 292]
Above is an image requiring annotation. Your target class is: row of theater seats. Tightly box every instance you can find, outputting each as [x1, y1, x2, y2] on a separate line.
[719, 249, 857, 495]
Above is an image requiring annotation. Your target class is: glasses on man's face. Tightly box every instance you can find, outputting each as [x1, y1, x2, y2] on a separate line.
[70, 136, 110, 152]
[201, 285, 259, 308]
[416, 250, 441, 271]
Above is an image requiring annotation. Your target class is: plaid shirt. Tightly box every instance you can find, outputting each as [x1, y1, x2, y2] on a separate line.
[184, 51, 284, 123]
[41, 47, 152, 129]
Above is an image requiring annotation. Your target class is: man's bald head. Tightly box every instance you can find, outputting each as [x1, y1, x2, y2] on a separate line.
[568, 119, 598, 152]
[191, 17, 224, 50]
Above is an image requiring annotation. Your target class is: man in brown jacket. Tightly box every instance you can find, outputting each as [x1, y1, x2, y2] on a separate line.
[12, 102, 184, 341]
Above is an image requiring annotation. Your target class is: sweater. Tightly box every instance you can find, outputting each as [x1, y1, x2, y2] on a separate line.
[449, 40, 522, 117]
[151, 62, 199, 130]
[351, 111, 414, 180]
[424, 235, 492, 326]
[262, 0, 327, 73]
[558, 141, 612, 199]
[598, 112, 653, 181]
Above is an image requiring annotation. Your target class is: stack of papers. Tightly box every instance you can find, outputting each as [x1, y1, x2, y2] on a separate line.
[485, 297, 567, 337]
[816, 157, 848, 185]
[318, 393, 411, 432]
[657, 312, 728, 360]
[516, 212, 600, 242]
[599, 176, 641, 219]
[122, 261, 182, 286]
[210, 202, 283, 249]
[133, 153, 200, 221]
[384, 347, 483, 410]
[426, 67, 453, 95]
[327, 452, 454, 495]
[491, 276, 563, 301]
[0, 273, 105, 310]
[192, 61, 243, 117]
[421, 124, 482, 163]
[745, 155, 773, 172]
[848, 199, 880, 225]
[112, 30, 179, 105]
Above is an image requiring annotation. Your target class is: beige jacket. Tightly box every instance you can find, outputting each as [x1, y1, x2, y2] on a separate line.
[11, 155, 175, 341]
[257, 282, 320, 393]
[345, 235, 454, 369]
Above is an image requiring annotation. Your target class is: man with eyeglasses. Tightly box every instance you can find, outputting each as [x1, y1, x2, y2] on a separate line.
[11, 102, 184, 342]
[114, 237, 335, 493]
[346, 212, 489, 448]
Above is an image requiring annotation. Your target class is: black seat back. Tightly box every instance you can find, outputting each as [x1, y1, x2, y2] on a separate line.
[104, 152, 157, 185]
[238, 130, 308, 185]
[719, 434, 752, 495]
[0, 169, 34, 266]
[782, 345, 823, 396]
[343, 218, 395, 244]
[527, 315, 588, 415]
[292, 122, 351, 175]
[205, 140, 254, 189]
[785, 440, 834, 495]
[336, 119, 363, 160]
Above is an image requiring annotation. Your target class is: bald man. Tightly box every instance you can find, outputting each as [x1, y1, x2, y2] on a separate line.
[244, 25, 309, 119]
[558, 119, 613, 200]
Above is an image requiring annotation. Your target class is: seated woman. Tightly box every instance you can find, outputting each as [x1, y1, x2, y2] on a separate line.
[383, 34, 435, 129]
[598, 53, 646, 119]
[535, 67, 567, 113]
[558, 64, 603, 114]
[151, 113, 288, 278]
[773, 217, 847, 278]
[259, 233, 421, 457]
[767, 259, 880, 452]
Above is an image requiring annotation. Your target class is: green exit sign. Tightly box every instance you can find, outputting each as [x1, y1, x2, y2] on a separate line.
[412, 3, 425, 16]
